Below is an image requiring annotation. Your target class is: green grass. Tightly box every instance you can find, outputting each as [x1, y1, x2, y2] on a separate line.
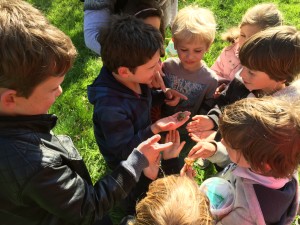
[26, 0, 300, 224]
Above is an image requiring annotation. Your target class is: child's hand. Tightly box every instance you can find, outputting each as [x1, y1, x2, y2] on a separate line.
[189, 130, 217, 142]
[148, 70, 166, 92]
[186, 115, 214, 132]
[214, 83, 227, 99]
[163, 130, 186, 160]
[143, 154, 161, 180]
[151, 111, 191, 134]
[164, 88, 188, 106]
[180, 163, 196, 178]
[137, 134, 173, 165]
[188, 141, 217, 159]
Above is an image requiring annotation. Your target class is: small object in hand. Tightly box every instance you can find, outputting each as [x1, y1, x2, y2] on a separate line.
[177, 112, 186, 121]
[184, 157, 195, 167]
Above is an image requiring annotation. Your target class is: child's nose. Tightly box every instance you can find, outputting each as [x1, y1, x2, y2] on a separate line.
[56, 86, 63, 97]
[240, 68, 246, 78]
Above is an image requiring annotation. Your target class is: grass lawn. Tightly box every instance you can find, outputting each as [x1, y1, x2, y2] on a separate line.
[26, 0, 300, 224]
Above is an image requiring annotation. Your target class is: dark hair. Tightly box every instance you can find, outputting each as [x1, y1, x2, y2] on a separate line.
[99, 15, 164, 73]
[239, 26, 300, 84]
[131, 2, 165, 39]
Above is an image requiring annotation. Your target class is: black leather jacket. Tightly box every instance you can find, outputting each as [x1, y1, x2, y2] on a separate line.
[0, 114, 140, 225]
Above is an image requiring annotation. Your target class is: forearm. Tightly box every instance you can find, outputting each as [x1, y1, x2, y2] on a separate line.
[207, 141, 231, 168]
[207, 106, 222, 130]
[84, 9, 110, 54]
[83, 0, 115, 11]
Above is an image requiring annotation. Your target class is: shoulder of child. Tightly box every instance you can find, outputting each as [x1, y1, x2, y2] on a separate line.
[162, 57, 181, 70]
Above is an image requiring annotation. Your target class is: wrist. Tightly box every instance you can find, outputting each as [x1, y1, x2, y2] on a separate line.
[208, 141, 218, 156]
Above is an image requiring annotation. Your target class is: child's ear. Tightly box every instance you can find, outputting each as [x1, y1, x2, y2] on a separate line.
[117, 66, 131, 78]
[0, 89, 17, 111]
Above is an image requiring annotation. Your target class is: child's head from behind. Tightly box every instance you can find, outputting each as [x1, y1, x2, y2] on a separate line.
[0, 0, 77, 115]
[220, 97, 300, 178]
[239, 26, 300, 92]
[133, 175, 213, 225]
[99, 15, 164, 75]
[171, 6, 216, 71]
[239, 3, 283, 47]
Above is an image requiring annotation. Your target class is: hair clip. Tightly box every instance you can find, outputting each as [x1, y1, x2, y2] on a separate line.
[134, 8, 159, 17]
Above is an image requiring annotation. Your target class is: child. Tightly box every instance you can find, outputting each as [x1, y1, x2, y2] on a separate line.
[120, 175, 213, 225]
[83, 0, 178, 55]
[211, 3, 283, 82]
[0, 1, 176, 225]
[186, 26, 300, 168]
[161, 6, 218, 157]
[87, 15, 190, 214]
[215, 97, 299, 224]
[129, 1, 165, 40]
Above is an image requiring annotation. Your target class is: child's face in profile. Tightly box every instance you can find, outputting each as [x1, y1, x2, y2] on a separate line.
[221, 139, 250, 168]
[174, 39, 208, 72]
[240, 67, 285, 93]
[239, 24, 262, 47]
[129, 51, 161, 85]
[14, 76, 64, 115]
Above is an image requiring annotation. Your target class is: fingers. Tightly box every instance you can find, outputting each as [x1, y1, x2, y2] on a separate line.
[156, 71, 166, 92]
[176, 92, 188, 101]
[155, 142, 173, 151]
[192, 115, 203, 120]
[177, 141, 186, 153]
[190, 133, 201, 142]
[145, 134, 161, 145]
[180, 164, 195, 178]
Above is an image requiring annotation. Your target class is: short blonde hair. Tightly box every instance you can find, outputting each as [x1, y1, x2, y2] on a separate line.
[240, 3, 283, 29]
[134, 175, 213, 225]
[171, 6, 216, 47]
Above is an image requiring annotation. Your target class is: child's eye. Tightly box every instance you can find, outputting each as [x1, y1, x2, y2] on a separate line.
[240, 34, 246, 38]
[195, 50, 202, 53]
[180, 49, 188, 52]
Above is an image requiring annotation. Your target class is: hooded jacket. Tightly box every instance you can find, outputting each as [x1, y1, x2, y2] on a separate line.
[88, 66, 165, 169]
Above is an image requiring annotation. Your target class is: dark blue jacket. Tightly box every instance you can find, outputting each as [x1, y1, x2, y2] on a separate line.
[88, 66, 165, 169]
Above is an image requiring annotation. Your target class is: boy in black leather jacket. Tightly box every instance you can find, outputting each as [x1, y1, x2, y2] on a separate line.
[0, 1, 175, 225]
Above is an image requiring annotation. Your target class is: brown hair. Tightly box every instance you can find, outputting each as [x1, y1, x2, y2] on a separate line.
[0, 0, 77, 98]
[219, 97, 300, 178]
[239, 26, 300, 84]
[133, 175, 213, 225]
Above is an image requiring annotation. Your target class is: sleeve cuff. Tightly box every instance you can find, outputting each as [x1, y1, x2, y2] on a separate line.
[120, 149, 149, 182]
[207, 141, 231, 168]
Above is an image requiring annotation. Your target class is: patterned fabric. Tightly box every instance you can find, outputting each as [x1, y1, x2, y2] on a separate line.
[211, 42, 242, 81]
